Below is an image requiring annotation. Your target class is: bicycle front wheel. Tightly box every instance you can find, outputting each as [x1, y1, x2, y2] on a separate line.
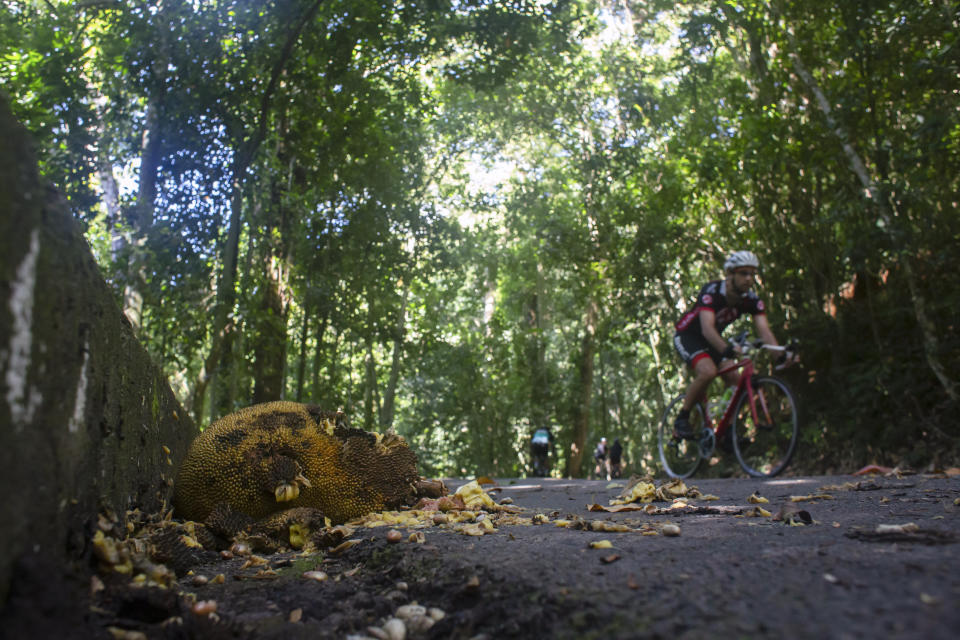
[732, 376, 799, 477]
[658, 395, 703, 479]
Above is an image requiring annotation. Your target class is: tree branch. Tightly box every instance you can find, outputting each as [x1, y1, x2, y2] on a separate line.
[782, 18, 957, 403]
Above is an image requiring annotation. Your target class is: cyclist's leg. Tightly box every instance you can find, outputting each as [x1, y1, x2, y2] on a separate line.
[658, 395, 704, 479]
[674, 333, 721, 412]
[683, 356, 719, 411]
[671, 355, 716, 438]
[718, 360, 740, 388]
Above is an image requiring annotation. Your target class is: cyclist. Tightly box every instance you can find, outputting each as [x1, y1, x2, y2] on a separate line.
[608, 438, 624, 478]
[672, 251, 793, 440]
[530, 426, 553, 477]
[593, 437, 609, 479]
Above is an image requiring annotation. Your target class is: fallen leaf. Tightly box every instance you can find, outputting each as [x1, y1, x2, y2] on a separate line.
[920, 593, 941, 605]
[303, 570, 328, 582]
[844, 525, 956, 545]
[590, 520, 631, 532]
[601, 554, 621, 564]
[239, 555, 269, 570]
[876, 522, 918, 534]
[476, 476, 497, 485]
[610, 481, 656, 505]
[887, 466, 916, 477]
[289, 608, 303, 623]
[655, 479, 691, 501]
[790, 494, 834, 502]
[772, 504, 812, 525]
[408, 531, 426, 543]
[627, 575, 640, 590]
[329, 539, 363, 555]
[589, 540, 614, 549]
[252, 569, 279, 579]
[747, 492, 769, 504]
[852, 464, 893, 476]
[819, 482, 859, 492]
[589, 503, 650, 513]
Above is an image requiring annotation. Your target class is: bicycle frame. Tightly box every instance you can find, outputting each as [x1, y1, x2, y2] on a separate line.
[702, 356, 762, 441]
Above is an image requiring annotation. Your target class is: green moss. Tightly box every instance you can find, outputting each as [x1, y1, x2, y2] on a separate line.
[151, 383, 161, 420]
[275, 553, 325, 577]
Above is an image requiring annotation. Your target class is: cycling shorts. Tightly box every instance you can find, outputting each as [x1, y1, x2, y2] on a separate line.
[673, 332, 722, 368]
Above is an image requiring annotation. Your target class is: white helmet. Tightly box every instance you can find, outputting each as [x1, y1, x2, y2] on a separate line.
[724, 250, 760, 272]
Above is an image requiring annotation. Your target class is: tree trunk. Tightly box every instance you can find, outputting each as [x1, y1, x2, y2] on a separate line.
[121, 96, 164, 334]
[295, 306, 309, 402]
[251, 257, 288, 404]
[192, 0, 324, 423]
[526, 262, 550, 432]
[311, 309, 329, 401]
[380, 281, 409, 432]
[363, 336, 378, 428]
[566, 298, 597, 477]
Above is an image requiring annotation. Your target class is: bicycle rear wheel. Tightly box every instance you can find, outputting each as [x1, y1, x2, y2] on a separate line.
[658, 395, 703, 479]
[732, 376, 798, 477]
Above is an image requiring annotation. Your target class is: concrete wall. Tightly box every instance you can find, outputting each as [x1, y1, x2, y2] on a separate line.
[0, 93, 198, 604]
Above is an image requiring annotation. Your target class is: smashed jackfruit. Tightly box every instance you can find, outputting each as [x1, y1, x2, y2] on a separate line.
[454, 480, 497, 510]
[172, 401, 420, 526]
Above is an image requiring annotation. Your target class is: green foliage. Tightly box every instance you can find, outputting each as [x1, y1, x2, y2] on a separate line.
[3, 0, 957, 474]
[1, 1, 99, 214]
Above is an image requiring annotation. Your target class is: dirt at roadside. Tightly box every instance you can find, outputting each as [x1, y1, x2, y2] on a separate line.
[2, 474, 958, 639]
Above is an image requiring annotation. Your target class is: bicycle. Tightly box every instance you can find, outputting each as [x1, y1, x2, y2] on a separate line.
[530, 451, 550, 477]
[658, 334, 800, 479]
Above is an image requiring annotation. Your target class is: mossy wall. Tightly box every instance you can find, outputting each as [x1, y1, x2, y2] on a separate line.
[0, 93, 198, 604]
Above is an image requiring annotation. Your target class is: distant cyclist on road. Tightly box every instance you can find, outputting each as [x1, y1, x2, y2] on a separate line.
[530, 426, 553, 477]
[593, 437, 609, 480]
[608, 438, 624, 478]
[672, 251, 793, 440]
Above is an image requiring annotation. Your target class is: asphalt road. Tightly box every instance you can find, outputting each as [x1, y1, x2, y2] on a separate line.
[10, 472, 956, 639]
[421, 473, 960, 639]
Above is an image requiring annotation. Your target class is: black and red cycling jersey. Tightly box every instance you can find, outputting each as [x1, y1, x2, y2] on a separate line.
[675, 280, 766, 335]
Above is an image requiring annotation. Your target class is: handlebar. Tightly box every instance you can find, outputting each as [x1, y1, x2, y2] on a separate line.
[731, 332, 799, 369]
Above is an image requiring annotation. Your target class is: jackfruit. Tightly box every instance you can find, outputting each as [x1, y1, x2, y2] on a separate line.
[172, 401, 420, 526]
